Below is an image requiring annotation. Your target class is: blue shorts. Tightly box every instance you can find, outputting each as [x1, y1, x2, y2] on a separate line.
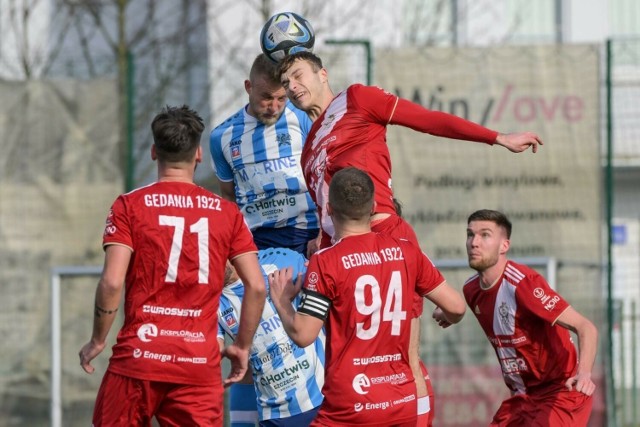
[252, 226, 318, 255]
[229, 383, 258, 427]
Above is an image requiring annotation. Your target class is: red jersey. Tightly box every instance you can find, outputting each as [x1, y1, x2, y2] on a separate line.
[102, 181, 257, 386]
[302, 232, 445, 425]
[371, 214, 424, 317]
[463, 261, 578, 395]
[302, 84, 498, 242]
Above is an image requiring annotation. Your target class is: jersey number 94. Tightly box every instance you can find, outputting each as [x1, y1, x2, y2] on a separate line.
[355, 271, 407, 340]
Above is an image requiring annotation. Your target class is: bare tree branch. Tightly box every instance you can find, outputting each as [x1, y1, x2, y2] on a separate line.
[41, 3, 78, 76]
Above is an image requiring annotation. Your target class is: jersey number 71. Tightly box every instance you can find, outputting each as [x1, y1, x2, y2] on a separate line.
[160, 215, 209, 284]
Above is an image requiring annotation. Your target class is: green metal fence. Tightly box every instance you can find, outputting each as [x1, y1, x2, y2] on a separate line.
[607, 37, 640, 427]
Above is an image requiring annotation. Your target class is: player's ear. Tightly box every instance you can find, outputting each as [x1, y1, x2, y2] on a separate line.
[151, 144, 157, 160]
[319, 68, 328, 83]
[195, 146, 203, 163]
[500, 238, 510, 255]
[370, 201, 377, 215]
[326, 202, 333, 217]
[244, 79, 252, 95]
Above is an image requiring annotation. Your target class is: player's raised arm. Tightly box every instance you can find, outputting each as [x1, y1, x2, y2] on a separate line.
[269, 266, 324, 348]
[495, 132, 544, 153]
[390, 97, 543, 153]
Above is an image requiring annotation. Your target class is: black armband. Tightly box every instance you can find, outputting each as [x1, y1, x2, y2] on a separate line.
[298, 289, 331, 321]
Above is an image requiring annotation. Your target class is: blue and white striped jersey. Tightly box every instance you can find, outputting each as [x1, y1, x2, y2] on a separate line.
[218, 248, 325, 421]
[210, 102, 319, 232]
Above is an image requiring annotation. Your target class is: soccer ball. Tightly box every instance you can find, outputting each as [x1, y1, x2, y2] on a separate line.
[260, 12, 315, 63]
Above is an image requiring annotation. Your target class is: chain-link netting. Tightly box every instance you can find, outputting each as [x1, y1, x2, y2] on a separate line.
[2, 39, 640, 426]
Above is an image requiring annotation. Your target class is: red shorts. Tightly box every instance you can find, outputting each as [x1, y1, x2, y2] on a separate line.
[490, 387, 592, 426]
[92, 370, 224, 427]
[417, 360, 435, 427]
[311, 413, 417, 427]
[371, 214, 424, 317]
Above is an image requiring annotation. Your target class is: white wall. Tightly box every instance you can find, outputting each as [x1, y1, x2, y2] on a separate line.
[565, 0, 610, 42]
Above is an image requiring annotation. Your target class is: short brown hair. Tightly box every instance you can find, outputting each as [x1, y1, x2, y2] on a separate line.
[250, 53, 280, 85]
[329, 167, 374, 222]
[277, 51, 323, 80]
[151, 105, 204, 163]
[467, 209, 512, 238]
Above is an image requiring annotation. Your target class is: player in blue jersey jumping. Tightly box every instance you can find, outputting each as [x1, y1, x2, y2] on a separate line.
[211, 53, 321, 426]
[218, 248, 324, 427]
[210, 54, 319, 256]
